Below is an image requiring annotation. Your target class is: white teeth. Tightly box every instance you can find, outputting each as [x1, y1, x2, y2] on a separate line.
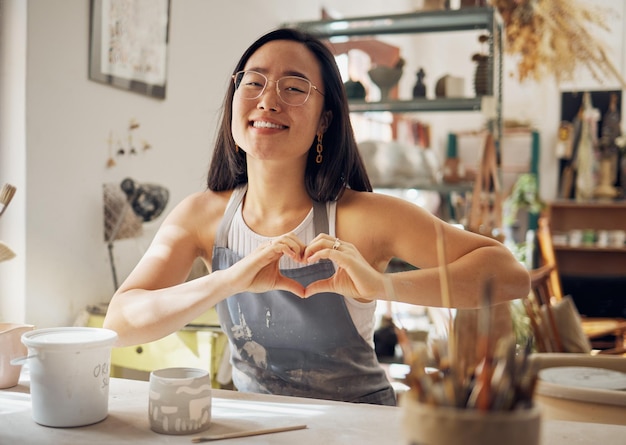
[252, 121, 285, 129]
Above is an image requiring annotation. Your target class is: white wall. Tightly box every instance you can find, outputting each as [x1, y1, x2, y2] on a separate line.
[0, 0, 623, 327]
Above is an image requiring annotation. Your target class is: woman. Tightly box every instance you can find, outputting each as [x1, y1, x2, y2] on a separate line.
[104, 28, 530, 406]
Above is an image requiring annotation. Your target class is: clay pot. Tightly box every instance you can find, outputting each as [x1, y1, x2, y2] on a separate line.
[368, 66, 403, 100]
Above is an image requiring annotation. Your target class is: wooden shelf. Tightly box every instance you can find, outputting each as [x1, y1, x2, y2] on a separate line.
[554, 245, 626, 254]
[286, 7, 502, 118]
[547, 200, 626, 277]
[348, 97, 485, 113]
[284, 7, 500, 37]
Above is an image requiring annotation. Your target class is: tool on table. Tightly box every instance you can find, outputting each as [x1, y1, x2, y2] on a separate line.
[191, 424, 307, 442]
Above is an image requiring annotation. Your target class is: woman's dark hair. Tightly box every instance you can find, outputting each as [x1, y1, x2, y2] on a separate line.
[206, 27, 372, 201]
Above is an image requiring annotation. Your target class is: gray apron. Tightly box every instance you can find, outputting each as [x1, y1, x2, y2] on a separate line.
[213, 187, 396, 405]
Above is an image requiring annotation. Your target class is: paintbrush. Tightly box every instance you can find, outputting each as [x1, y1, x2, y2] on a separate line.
[433, 221, 460, 405]
[466, 278, 494, 410]
[0, 183, 16, 218]
[433, 222, 455, 351]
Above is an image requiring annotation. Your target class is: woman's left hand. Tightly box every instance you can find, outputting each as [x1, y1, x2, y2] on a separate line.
[302, 234, 383, 300]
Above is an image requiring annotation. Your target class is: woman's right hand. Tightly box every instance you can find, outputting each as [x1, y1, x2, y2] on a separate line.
[227, 232, 307, 297]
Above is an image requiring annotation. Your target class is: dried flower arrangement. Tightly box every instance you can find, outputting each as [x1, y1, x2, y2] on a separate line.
[490, 0, 626, 87]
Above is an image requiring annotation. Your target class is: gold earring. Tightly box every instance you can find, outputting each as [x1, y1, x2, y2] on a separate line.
[235, 144, 239, 153]
[315, 132, 323, 164]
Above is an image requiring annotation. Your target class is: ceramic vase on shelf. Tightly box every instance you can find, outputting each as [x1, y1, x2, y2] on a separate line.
[443, 133, 464, 183]
[471, 33, 490, 96]
[344, 79, 366, 100]
[368, 58, 404, 101]
[412, 68, 426, 98]
[473, 54, 489, 96]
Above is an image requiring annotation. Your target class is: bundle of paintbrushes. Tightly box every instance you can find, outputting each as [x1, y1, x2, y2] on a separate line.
[0, 183, 16, 219]
[404, 222, 539, 411]
[404, 332, 538, 411]
[406, 276, 537, 411]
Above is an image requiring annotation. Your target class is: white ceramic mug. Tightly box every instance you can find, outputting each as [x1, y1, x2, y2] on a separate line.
[148, 367, 212, 435]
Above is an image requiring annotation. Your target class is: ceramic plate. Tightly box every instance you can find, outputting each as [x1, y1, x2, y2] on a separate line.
[539, 366, 626, 391]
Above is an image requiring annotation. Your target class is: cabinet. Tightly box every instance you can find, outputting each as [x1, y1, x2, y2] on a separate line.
[547, 200, 626, 318]
[87, 311, 229, 386]
[547, 201, 626, 277]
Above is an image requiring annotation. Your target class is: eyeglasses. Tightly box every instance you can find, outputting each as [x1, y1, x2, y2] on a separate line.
[232, 70, 324, 106]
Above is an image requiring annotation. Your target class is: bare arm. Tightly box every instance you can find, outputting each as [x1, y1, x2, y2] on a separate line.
[103, 190, 311, 346]
[105, 189, 530, 346]
[103, 191, 231, 345]
[304, 191, 530, 308]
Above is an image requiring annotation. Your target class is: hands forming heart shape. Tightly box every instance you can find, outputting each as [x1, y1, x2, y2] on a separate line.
[230, 233, 383, 301]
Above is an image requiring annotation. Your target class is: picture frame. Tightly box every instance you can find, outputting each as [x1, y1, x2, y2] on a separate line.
[89, 0, 171, 99]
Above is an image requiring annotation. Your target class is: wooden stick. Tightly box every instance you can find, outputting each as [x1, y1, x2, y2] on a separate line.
[434, 220, 459, 406]
[191, 424, 307, 442]
[434, 221, 452, 310]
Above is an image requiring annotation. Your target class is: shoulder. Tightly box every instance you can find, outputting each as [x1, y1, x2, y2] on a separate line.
[337, 189, 432, 221]
[171, 188, 233, 220]
[334, 189, 439, 258]
[161, 188, 235, 249]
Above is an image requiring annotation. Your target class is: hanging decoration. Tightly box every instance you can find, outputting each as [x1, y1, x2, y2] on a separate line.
[105, 118, 153, 169]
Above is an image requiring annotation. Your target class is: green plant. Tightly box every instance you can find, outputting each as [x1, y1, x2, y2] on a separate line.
[504, 173, 544, 226]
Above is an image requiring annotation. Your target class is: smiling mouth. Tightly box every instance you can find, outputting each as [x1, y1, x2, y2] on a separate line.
[251, 121, 287, 129]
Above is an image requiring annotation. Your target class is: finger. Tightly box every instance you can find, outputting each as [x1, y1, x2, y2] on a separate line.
[305, 243, 353, 265]
[302, 276, 335, 298]
[304, 236, 348, 261]
[270, 234, 307, 261]
[275, 275, 306, 298]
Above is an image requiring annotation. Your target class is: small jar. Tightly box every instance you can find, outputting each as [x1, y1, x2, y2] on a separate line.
[568, 229, 583, 247]
[582, 229, 595, 246]
[596, 230, 609, 248]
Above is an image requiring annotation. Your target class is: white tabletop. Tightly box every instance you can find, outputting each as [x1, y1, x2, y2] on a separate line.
[1, 376, 626, 444]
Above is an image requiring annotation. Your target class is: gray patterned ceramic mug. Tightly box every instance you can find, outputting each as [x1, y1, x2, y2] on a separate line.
[148, 367, 212, 435]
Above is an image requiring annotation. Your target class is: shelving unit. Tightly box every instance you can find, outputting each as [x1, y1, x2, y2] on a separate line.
[547, 200, 626, 277]
[288, 7, 504, 225]
[547, 200, 626, 318]
[286, 6, 503, 130]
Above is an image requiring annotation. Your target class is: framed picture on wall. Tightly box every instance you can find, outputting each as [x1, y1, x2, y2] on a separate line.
[89, 0, 171, 99]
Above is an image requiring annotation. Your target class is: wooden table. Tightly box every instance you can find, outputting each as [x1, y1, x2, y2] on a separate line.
[1, 374, 626, 444]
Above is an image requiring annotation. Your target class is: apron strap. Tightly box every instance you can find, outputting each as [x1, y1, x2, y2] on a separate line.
[312, 200, 328, 236]
[214, 185, 247, 248]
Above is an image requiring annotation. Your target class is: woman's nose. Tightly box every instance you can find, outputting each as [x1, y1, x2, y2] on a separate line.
[257, 81, 281, 111]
